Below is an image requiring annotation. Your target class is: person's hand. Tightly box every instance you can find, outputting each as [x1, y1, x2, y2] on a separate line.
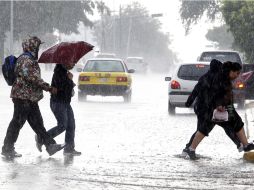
[67, 72, 73, 80]
[49, 87, 57, 94]
[216, 106, 225, 112]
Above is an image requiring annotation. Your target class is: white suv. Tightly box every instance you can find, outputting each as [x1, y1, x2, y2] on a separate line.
[165, 62, 210, 114]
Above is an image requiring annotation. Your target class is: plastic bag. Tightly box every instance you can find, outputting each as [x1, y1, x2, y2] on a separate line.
[212, 109, 228, 122]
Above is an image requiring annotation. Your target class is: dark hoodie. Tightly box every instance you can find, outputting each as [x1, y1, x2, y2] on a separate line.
[50, 64, 75, 103]
[186, 59, 222, 116]
[211, 61, 242, 108]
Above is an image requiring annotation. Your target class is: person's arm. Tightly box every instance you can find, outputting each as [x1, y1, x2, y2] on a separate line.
[19, 58, 51, 91]
[185, 78, 203, 107]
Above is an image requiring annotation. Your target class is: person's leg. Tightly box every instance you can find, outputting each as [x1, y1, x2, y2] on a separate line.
[189, 116, 214, 150]
[184, 117, 214, 159]
[27, 102, 65, 156]
[189, 131, 206, 150]
[27, 102, 55, 145]
[2, 99, 27, 155]
[184, 131, 197, 149]
[47, 101, 68, 138]
[64, 104, 75, 150]
[221, 125, 242, 150]
[63, 104, 81, 155]
[225, 110, 254, 151]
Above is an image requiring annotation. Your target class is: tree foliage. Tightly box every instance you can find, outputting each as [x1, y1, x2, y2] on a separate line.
[0, 1, 95, 41]
[222, 1, 254, 62]
[206, 24, 234, 50]
[93, 2, 175, 72]
[179, 0, 254, 63]
[0, 0, 107, 67]
[180, 0, 220, 34]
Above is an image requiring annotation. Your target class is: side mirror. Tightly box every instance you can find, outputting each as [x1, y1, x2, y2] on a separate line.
[76, 68, 83, 72]
[128, 69, 135, 73]
[165, 77, 171, 81]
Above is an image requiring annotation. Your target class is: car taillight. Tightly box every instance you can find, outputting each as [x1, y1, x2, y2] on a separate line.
[79, 76, 90, 81]
[171, 80, 181, 89]
[116, 77, 127, 82]
[235, 81, 245, 89]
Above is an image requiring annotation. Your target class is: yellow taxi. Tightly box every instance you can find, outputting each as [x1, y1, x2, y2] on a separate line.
[78, 58, 134, 102]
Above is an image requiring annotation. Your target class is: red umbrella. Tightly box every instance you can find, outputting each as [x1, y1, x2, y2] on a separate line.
[38, 41, 94, 64]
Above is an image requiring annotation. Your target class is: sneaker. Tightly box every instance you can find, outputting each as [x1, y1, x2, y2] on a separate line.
[185, 148, 197, 160]
[1, 150, 22, 158]
[238, 143, 244, 152]
[244, 143, 254, 152]
[63, 149, 81, 156]
[182, 147, 188, 156]
[35, 135, 43, 152]
[46, 144, 66, 156]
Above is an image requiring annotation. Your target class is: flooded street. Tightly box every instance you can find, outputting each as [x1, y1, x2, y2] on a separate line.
[0, 71, 254, 190]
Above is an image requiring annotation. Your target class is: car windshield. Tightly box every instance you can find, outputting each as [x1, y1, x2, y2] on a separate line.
[177, 64, 210, 81]
[199, 52, 241, 63]
[83, 60, 125, 72]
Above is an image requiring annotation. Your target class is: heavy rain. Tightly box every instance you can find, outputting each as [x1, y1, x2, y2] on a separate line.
[1, 0, 254, 189]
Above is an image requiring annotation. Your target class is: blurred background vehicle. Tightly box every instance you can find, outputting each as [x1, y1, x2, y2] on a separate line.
[165, 62, 210, 115]
[125, 57, 148, 74]
[95, 53, 117, 58]
[77, 58, 134, 102]
[198, 50, 243, 64]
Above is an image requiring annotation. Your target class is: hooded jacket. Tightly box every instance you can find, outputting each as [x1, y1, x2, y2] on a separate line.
[11, 37, 51, 102]
[211, 62, 235, 107]
[186, 59, 222, 116]
[50, 64, 75, 103]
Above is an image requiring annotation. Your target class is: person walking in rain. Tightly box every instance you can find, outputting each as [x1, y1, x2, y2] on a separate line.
[183, 61, 254, 159]
[35, 63, 81, 156]
[1, 36, 64, 158]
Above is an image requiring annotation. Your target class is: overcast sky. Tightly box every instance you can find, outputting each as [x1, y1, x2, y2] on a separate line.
[104, 0, 217, 62]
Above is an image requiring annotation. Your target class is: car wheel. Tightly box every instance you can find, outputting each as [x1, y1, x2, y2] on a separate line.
[168, 101, 175, 115]
[123, 92, 132, 103]
[78, 91, 87, 102]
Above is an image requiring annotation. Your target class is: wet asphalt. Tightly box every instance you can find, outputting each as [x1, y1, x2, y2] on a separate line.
[0, 70, 254, 190]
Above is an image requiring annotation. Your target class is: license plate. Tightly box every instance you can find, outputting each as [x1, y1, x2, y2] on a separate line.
[99, 78, 108, 82]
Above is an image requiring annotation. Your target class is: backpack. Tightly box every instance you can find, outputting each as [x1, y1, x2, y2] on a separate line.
[2, 52, 32, 86]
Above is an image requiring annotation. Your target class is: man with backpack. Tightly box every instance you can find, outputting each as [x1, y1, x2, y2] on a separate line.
[1, 36, 64, 157]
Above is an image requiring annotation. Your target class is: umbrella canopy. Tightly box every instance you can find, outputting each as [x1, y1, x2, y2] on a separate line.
[38, 41, 94, 64]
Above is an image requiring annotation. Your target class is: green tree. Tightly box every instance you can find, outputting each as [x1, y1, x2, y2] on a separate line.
[180, 0, 254, 62]
[93, 2, 176, 72]
[0, 1, 97, 67]
[206, 24, 234, 49]
[180, 0, 220, 34]
[222, 1, 254, 62]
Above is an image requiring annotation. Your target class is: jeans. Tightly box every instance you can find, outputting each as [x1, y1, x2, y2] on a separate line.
[2, 99, 56, 152]
[48, 100, 76, 150]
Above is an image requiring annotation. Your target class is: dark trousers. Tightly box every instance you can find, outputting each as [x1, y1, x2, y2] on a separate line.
[2, 99, 56, 152]
[47, 100, 75, 150]
[186, 110, 242, 149]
